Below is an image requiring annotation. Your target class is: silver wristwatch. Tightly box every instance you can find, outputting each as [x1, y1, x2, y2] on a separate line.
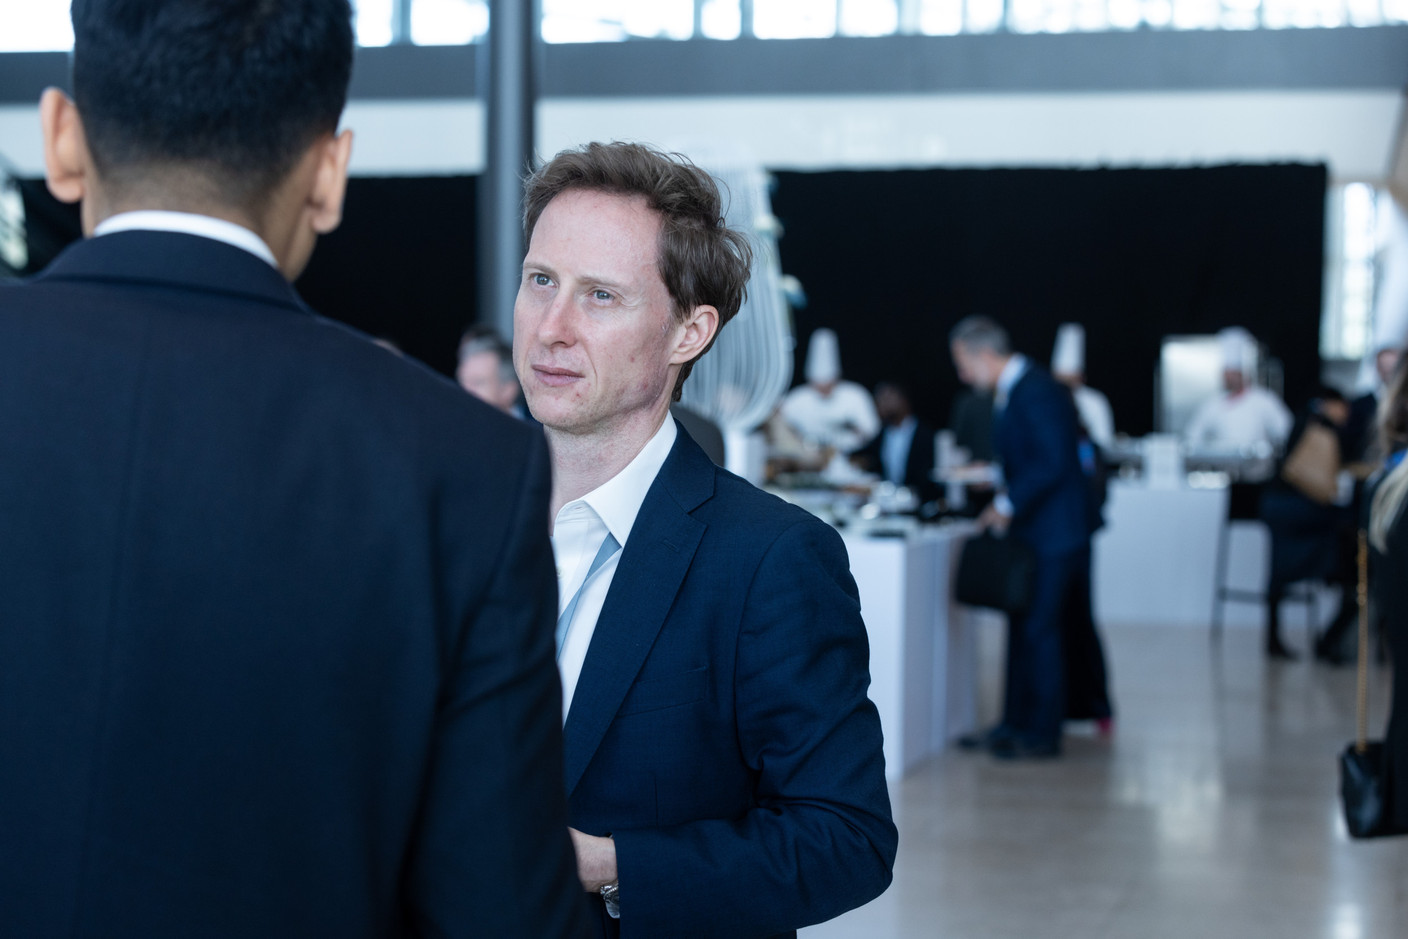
[599, 881, 620, 916]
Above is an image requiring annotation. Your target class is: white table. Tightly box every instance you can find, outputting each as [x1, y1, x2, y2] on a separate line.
[1093, 479, 1338, 631]
[841, 523, 980, 780]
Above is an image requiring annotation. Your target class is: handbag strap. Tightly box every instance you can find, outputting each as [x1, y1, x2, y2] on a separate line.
[1355, 529, 1370, 754]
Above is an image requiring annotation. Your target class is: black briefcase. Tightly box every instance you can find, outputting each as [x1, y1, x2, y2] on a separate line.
[954, 531, 1035, 615]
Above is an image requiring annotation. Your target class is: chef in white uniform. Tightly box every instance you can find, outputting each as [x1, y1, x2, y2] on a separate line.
[1183, 327, 1293, 452]
[780, 328, 881, 454]
[1051, 323, 1115, 450]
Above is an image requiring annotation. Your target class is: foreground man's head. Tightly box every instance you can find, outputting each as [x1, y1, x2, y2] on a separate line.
[41, 0, 355, 280]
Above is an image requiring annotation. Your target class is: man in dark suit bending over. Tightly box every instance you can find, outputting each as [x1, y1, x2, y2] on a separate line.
[951, 315, 1095, 760]
[513, 141, 896, 937]
[0, 2, 586, 935]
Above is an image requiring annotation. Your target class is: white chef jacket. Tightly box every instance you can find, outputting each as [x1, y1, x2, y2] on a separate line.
[1184, 386, 1293, 451]
[780, 381, 880, 454]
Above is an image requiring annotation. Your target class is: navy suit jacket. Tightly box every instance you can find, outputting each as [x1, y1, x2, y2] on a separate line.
[994, 365, 1090, 557]
[564, 427, 897, 938]
[0, 232, 587, 937]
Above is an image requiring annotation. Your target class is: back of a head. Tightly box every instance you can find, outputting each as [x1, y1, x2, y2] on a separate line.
[949, 315, 1011, 357]
[71, 0, 354, 210]
[522, 141, 753, 399]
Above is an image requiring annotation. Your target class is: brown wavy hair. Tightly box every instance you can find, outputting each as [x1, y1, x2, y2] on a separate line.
[522, 142, 753, 401]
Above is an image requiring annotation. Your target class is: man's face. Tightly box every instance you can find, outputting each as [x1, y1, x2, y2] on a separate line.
[951, 341, 998, 392]
[513, 189, 685, 438]
[874, 386, 908, 424]
[457, 351, 518, 413]
[1377, 348, 1401, 386]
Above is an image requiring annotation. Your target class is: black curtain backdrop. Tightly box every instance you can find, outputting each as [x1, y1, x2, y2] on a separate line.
[19, 175, 479, 379]
[21, 165, 1326, 419]
[770, 164, 1327, 437]
[296, 176, 477, 377]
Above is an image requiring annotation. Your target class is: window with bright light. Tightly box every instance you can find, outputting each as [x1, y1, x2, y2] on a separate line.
[541, 0, 695, 42]
[411, 0, 489, 44]
[0, 1, 73, 52]
[1322, 183, 1385, 361]
[753, 0, 838, 38]
[840, 0, 901, 36]
[2, 0, 1406, 50]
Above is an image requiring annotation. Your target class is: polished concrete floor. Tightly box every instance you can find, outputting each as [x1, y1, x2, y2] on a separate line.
[803, 622, 1408, 938]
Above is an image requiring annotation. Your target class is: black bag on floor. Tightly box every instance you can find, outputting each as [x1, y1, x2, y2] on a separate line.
[955, 531, 1035, 615]
[1340, 742, 1405, 838]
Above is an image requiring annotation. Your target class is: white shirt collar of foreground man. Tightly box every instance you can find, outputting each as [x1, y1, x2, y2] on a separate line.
[552, 417, 678, 719]
[94, 210, 278, 268]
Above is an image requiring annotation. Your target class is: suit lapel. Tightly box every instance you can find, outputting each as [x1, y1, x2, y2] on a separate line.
[562, 427, 714, 796]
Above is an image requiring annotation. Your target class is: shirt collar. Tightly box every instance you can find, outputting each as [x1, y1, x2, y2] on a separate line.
[93, 211, 278, 268]
[996, 353, 1029, 404]
[571, 418, 678, 547]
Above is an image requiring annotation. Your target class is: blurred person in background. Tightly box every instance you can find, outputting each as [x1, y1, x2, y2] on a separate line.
[852, 381, 939, 502]
[457, 325, 530, 419]
[1259, 387, 1356, 661]
[1184, 326, 1292, 455]
[1051, 323, 1115, 450]
[780, 327, 880, 455]
[950, 315, 1096, 760]
[1345, 343, 1402, 465]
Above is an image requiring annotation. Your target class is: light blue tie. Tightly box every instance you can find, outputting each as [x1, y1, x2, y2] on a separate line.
[555, 531, 621, 658]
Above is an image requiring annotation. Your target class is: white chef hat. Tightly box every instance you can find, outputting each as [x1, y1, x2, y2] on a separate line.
[805, 328, 842, 385]
[1051, 323, 1085, 377]
[1218, 327, 1258, 376]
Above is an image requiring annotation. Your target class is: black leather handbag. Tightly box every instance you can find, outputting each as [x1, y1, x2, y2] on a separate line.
[1339, 531, 1407, 839]
[954, 531, 1035, 615]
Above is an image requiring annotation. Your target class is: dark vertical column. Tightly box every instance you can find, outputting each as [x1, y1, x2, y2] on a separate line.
[477, 0, 537, 340]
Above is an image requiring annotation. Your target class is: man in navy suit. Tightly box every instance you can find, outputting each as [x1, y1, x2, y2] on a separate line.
[0, 2, 586, 935]
[951, 316, 1094, 759]
[513, 141, 897, 937]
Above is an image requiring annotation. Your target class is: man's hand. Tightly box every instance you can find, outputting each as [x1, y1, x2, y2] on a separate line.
[568, 828, 618, 893]
[976, 502, 1011, 535]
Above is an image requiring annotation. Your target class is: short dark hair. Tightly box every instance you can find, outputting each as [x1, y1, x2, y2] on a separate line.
[70, 0, 354, 209]
[949, 316, 1011, 356]
[522, 142, 753, 401]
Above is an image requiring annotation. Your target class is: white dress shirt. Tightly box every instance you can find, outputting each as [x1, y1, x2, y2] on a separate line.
[553, 418, 677, 720]
[94, 210, 278, 268]
[993, 353, 1029, 412]
[992, 354, 1030, 518]
[880, 417, 917, 486]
